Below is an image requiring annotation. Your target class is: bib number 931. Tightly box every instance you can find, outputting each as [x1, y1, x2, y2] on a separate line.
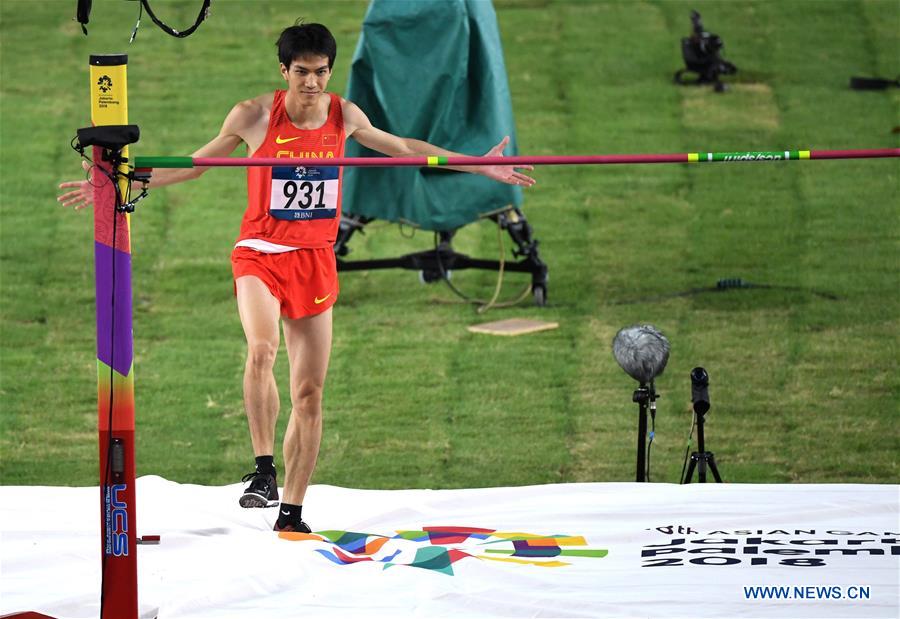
[283, 180, 325, 209]
[269, 166, 338, 221]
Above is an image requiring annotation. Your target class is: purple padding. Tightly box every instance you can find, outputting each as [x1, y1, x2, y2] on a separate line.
[95, 241, 133, 376]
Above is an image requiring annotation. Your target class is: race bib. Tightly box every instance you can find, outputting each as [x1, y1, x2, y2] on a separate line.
[269, 166, 339, 221]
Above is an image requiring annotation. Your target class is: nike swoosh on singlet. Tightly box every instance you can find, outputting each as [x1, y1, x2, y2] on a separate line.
[275, 135, 300, 144]
[314, 293, 332, 305]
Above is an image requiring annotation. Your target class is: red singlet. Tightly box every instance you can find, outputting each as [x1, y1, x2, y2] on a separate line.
[238, 90, 346, 248]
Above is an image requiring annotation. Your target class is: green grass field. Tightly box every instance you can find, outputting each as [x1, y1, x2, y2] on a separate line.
[1, 1, 897, 489]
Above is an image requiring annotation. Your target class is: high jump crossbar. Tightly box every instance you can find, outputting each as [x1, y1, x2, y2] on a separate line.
[134, 148, 899, 169]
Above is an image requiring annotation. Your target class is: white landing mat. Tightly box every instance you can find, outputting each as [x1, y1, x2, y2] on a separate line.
[1, 477, 897, 618]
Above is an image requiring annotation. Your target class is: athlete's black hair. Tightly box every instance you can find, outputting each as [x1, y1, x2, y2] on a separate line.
[276, 21, 337, 69]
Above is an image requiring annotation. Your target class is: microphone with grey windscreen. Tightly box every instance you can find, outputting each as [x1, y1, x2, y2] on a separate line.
[612, 325, 670, 384]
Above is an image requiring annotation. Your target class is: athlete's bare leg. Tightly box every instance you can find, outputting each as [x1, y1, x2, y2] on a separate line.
[235, 276, 282, 458]
[280, 307, 332, 505]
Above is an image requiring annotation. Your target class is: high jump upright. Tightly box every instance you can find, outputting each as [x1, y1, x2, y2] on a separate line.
[90, 53, 138, 619]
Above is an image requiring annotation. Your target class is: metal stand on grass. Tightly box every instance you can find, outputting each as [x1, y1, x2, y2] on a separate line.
[333, 206, 550, 306]
[632, 382, 658, 482]
[683, 407, 723, 483]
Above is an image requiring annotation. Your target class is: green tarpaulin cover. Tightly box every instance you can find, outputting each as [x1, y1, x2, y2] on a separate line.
[342, 0, 523, 231]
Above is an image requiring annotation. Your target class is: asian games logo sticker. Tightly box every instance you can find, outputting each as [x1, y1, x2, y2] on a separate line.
[279, 526, 608, 575]
[97, 75, 113, 93]
[292, 166, 322, 180]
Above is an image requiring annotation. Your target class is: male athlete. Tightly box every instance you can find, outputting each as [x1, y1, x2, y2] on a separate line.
[58, 22, 534, 533]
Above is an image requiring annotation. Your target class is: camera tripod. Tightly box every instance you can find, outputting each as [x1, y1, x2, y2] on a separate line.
[683, 408, 722, 483]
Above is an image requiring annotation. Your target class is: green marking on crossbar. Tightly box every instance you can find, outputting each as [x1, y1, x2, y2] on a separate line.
[690, 150, 811, 163]
[426, 156, 449, 166]
[133, 156, 194, 168]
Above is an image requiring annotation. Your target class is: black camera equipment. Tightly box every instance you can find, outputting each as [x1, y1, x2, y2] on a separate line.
[849, 75, 900, 90]
[75, 125, 140, 153]
[681, 367, 723, 483]
[72, 124, 150, 213]
[613, 325, 670, 482]
[674, 10, 737, 93]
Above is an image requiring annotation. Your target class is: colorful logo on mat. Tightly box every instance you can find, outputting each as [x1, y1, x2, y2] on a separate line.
[279, 526, 608, 575]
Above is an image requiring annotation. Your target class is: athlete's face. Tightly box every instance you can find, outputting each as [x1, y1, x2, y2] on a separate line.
[281, 55, 332, 100]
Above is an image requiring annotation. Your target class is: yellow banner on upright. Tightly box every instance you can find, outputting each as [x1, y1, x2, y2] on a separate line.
[89, 55, 131, 211]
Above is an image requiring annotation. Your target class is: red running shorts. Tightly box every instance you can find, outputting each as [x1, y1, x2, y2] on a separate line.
[231, 246, 339, 319]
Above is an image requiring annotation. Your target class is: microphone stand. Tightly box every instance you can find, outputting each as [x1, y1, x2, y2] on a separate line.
[633, 381, 657, 482]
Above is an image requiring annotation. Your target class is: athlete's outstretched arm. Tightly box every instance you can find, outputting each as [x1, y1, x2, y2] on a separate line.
[57, 100, 259, 210]
[342, 100, 535, 187]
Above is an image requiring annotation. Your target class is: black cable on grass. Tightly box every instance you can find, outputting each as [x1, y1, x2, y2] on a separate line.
[613, 278, 839, 305]
[680, 415, 697, 485]
[433, 230, 531, 312]
[646, 405, 656, 482]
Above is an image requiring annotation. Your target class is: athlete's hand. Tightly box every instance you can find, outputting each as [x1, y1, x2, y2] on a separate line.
[478, 136, 536, 187]
[57, 160, 94, 210]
